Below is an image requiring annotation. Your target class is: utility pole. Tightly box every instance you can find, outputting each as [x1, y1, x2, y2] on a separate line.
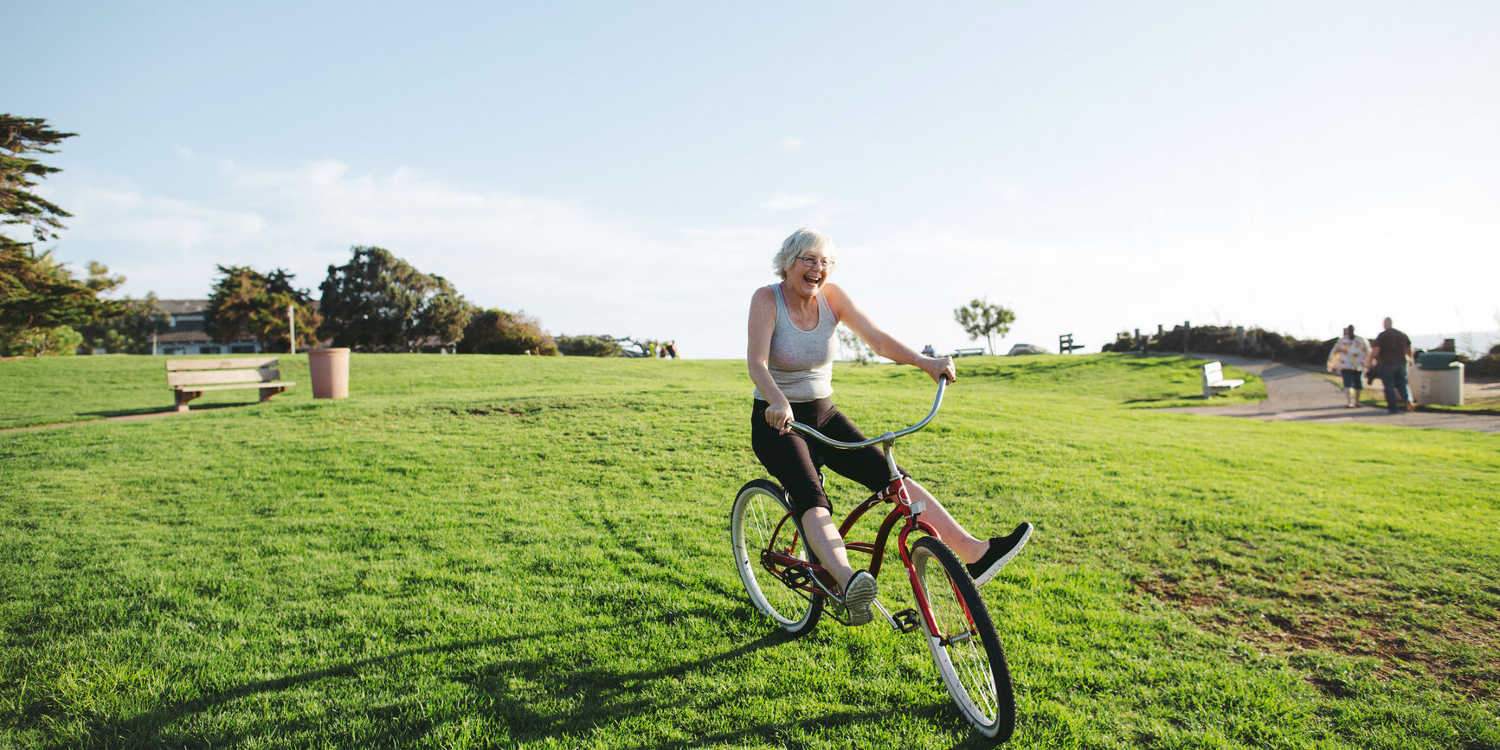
[288, 305, 296, 354]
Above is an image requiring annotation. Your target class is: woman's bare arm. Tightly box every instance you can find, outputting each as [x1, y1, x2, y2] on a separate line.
[747, 286, 794, 432]
[824, 283, 956, 383]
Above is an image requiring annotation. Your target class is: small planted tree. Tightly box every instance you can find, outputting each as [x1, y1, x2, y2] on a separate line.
[953, 298, 1015, 355]
[837, 324, 874, 364]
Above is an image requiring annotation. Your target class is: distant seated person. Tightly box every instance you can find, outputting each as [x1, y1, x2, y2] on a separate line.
[921, 344, 936, 357]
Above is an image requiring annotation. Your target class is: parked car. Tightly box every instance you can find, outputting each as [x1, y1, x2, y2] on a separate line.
[1007, 343, 1047, 356]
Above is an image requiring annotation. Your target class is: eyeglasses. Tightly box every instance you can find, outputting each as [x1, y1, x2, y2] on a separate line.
[796, 255, 835, 269]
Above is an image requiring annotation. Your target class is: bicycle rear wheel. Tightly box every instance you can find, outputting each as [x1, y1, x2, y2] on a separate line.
[730, 479, 824, 634]
[910, 535, 1016, 741]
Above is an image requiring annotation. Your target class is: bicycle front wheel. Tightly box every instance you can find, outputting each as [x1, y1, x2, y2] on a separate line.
[910, 535, 1016, 741]
[730, 479, 824, 635]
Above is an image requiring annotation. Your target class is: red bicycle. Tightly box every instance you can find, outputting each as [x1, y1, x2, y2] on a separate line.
[730, 378, 1016, 741]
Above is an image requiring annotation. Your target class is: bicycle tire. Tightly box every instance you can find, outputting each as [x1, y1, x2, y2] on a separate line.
[730, 479, 824, 635]
[910, 535, 1016, 741]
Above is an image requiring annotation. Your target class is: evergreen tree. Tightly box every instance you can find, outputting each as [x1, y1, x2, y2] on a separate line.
[1, 114, 76, 251]
[205, 265, 321, 352]
[318, 246, 473, 351]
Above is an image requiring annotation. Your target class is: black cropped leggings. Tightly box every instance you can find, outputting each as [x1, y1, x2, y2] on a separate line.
[750, 399, 904, 517]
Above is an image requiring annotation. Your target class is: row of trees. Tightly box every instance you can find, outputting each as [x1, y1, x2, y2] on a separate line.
[1, 114, 661, 358]
[209, 248, 588, 355]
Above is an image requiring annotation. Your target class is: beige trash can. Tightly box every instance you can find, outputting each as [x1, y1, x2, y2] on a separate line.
[308, 347, 350, 399]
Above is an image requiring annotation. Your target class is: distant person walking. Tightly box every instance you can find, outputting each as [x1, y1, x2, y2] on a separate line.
[1325, 325, 1371, 408]
[1371, 317, 1414, 413]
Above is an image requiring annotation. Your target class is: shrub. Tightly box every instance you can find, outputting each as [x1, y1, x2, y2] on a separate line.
[1102, 323, 1335, 367]
[556, 334, 622, 357]
[457, 309, 558, 355]
[1465, 354, 1500, 379]
[1, 325, 82, 357]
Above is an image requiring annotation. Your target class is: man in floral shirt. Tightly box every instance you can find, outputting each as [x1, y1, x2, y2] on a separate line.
[1326, 325, 1371, 408]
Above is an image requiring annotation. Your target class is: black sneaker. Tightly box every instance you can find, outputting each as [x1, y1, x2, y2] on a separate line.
[840, 570, 878, 626]
[966, 523, 1033, 586]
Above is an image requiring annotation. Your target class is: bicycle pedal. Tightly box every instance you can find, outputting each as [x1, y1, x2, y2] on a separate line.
[783, 566, 814, 589]
[892, 608, 922, 633]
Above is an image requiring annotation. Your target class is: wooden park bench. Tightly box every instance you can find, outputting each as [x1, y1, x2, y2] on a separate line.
[1201, 360, 1244, 397]
[1058, 333, 1084, 354]
[953, 347, 985, 358]
[166, 357, 295, 413]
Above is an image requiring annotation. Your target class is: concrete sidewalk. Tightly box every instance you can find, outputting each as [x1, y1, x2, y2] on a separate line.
[1160, 354, 1500, 434]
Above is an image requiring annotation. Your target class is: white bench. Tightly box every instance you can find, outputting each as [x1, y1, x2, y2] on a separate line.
[953, 347, 985, 358]
[1201, 361, 1244, 397]
[166, 357, 295, 412]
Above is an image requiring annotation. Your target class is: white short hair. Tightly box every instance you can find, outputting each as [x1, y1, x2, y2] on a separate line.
[773, 228, 834, 279]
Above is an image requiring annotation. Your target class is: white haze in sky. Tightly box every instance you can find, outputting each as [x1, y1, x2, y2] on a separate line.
[11, 1, 1499, 358]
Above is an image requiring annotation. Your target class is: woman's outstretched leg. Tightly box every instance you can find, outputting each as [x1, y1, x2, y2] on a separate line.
[904, 479, 1033, 585]
[903, 479, 986, 561]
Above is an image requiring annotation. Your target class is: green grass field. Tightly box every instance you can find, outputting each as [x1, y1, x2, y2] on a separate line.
[2, 353, 1496, 749]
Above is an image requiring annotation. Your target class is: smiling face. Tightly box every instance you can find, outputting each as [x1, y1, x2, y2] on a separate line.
[786, 250, 835, 298]
[773, 228, 837, 298]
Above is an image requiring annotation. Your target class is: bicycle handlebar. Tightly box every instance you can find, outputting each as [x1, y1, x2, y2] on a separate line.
[788, 376, 949, 450]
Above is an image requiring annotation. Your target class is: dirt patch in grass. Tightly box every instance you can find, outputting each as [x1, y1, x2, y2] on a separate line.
[1133, 572, 1500, 700]
[440, 405, 529, 417]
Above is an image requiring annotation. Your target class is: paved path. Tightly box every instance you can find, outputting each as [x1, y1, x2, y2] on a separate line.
[1161, 354, 1500, 434]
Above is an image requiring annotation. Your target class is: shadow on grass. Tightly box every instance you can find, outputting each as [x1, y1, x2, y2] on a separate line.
[52, 611, 725, 748]
[53, 612, 964, 749]
[1124, 395, 1207, 404]
[79, 402, 249, 419]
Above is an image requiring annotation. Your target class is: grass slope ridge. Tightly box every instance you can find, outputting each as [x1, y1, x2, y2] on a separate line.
[1, 354, 1495, 748]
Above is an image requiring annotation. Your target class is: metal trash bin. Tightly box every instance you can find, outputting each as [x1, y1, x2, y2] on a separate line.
[1410, 360, 1463, 406]
[1417, 351, 1461, 370]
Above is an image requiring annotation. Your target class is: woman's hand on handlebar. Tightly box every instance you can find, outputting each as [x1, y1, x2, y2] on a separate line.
[764, 398, 794, 435]
[920, 355, 956, 385]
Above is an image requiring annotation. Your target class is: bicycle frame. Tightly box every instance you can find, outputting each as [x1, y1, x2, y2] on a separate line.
[762, 377, 971, 638]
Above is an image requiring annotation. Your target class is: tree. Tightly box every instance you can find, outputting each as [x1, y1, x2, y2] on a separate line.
[953, 298, 1015, 355]
[414, 287, 476, 351]
[2, 114, 76, 252]
[0, 115, 126, 355]
[0, 248, 124, 355]
[205, 265, 322, 352]
[837, 324, 874, 364]
[76, 292, 168, 354]
[458, 309, 558, 355]
[317, 246, 472, 351]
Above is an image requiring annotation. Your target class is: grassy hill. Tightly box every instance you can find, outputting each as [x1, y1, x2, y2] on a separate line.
[1, 353, 1495, 748]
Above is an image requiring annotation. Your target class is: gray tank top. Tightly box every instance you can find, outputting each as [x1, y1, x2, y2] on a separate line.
[753, 283, 837, 403]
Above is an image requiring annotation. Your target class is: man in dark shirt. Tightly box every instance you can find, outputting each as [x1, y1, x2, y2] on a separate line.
[1370, 317, 1414, 413]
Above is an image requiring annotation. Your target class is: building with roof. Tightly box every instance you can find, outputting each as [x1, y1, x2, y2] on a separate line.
[153, 300, 262, 355]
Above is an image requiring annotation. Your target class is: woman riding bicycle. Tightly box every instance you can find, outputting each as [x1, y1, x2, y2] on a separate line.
[747, 227, 1033, 626]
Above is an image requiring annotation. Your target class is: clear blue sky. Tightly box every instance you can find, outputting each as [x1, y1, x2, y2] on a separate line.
[12, 0, 1500, 358]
